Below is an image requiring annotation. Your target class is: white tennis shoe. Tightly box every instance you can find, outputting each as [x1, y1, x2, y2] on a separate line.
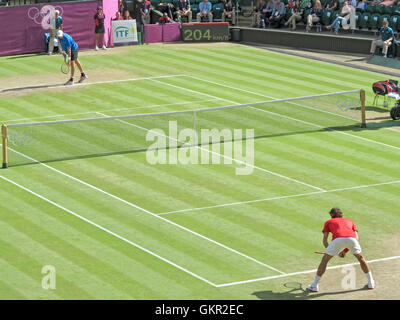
[307, 284, 319, 292]
[367, 280, 375, 290]
[64, 79, 74, 86]
[78, 74, 88, 83]
[95, 45, 99, 51]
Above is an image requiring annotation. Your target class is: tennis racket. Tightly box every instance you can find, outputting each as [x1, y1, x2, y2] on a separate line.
[314, 251, 326, 254]
[283, 282, 305, 293]
[61, 54, 70, 74]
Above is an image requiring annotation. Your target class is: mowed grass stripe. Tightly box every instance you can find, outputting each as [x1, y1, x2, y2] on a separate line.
[187, 48, 361, 91]
[168, 183, 400, 272]
[160, 49, 363, 95]
[0, 278, 27, 300]
[207, 45, 385, 86]
[0, 172, 217, 298]
[0, 257, 61, 300]
[254, 136, 398, 190]
[284, 132, 400, 182]
[80, 151, 311, 214]
[167, 202, 322, 272]
[1, 186, 196, 299]
[3, 166, 282, 282]
[0, 224, 116, 300]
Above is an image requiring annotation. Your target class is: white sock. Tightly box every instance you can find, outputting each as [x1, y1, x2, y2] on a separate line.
[312, 275, 321, 286]
[365, 271, 373, 282]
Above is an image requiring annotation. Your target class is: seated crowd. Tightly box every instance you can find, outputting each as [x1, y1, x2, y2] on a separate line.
[116, 0, 237, 25]
[252, 0, 400, 32]
[250, 0, 399, 57]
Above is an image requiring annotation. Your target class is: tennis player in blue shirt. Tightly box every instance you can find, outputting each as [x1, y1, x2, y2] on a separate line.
[370, 20, 395, 58]
[57, 30, 88, 85]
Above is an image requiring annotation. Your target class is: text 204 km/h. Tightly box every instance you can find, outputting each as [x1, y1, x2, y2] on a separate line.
[155, 304, 244, 317]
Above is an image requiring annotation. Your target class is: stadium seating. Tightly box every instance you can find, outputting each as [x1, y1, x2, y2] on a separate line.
[389, 14, 400, 31]
[359, 11, 371, 29]
[191, 4, 199, 18]
[368, 12, 381, 30]
[212, 2, 225, 21]
[145, 0, 400, 33]
[302, 8, 312, 24]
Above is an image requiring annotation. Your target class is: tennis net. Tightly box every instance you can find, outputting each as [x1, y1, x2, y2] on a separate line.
[2, 89, 365, 168]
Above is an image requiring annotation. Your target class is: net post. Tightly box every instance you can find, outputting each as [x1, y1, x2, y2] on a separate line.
[2, 124, 8, 169]
[360, 89, 366, 128]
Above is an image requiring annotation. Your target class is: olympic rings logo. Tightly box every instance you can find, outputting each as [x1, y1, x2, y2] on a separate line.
[8, 131, 34, 147]
[27, 5, 63, 30]
[336, 97, 360, 112]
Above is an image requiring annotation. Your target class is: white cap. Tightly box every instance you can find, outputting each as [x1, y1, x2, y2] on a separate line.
[55, 10, 60, 15]
[57, 30, 63, 38]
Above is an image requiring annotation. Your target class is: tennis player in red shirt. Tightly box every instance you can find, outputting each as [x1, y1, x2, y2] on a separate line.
[307, 207, 374, 292]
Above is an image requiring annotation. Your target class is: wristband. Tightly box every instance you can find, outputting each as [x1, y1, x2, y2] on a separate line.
[344, 248, 349, 253]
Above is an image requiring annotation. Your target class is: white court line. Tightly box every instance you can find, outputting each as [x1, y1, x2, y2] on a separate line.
[157, 179, 400, 215]
[95, 111, 286, 275]
[248, 105, 400, 153]
[187, 76, 400, 149]
[6, 145, 285, 276]
[0, 174, 217, 287]
[0, 74, 186, 94]
[215, 255, 400, 287]
[1, 99, 218, 124]
[150, 78, 326, 192]
[187, 75, 357, 122]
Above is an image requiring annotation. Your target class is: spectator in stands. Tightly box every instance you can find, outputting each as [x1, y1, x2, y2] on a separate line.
[251, 0, 266, 28]
[197, 0, 213, 22]
[306, 0, 323, 32]
[114, 11, 124, 20]
[160, 12, 172, 23]
[302, 0, 313, 9]
[268, 0, 286, 28]
[48, 10, 63, 56]
[124, 10, 133, 20]
[222, 0, 236, 25]
[326, 1, 352, 34]
[284, 1, 304, 30]
[177, 0, 192, 23]
[119, 0, 126, 15]
[94, 6, 107, 51]
[370, 20, 394, 58]
[286, 0, 296, 9]
[140, 0, 152, 25]
[356, 0, 368, 11]
[260, 0, 276, 28]
[325, 0, 340, 11]
[343, 0, 357, 31]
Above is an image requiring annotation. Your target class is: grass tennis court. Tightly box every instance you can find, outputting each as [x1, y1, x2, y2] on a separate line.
[0, 43, 399, 300]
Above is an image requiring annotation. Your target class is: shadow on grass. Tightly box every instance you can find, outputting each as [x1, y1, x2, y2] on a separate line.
[2, 83, 65, 93]
[252, 282, 370, 300]
[6, 53, 46, 60]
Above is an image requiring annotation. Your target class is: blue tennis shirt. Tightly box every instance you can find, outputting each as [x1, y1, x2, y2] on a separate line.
[380, 26, 394, 41]
[59, 33, 79, 53]
[199, 1, 212, 12]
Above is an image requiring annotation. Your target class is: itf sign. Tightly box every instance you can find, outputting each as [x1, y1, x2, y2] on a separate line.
[112, 19, 138, 44]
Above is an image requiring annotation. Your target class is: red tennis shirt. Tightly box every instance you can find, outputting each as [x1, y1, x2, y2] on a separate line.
[322, 217, 358, 240]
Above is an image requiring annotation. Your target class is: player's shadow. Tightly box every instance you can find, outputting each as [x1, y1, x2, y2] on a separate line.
[1, 84, 64, 93]
[251, 282, 369, 300]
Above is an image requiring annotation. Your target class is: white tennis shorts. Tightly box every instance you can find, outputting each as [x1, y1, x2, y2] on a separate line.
[325, 237, 362, 256]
